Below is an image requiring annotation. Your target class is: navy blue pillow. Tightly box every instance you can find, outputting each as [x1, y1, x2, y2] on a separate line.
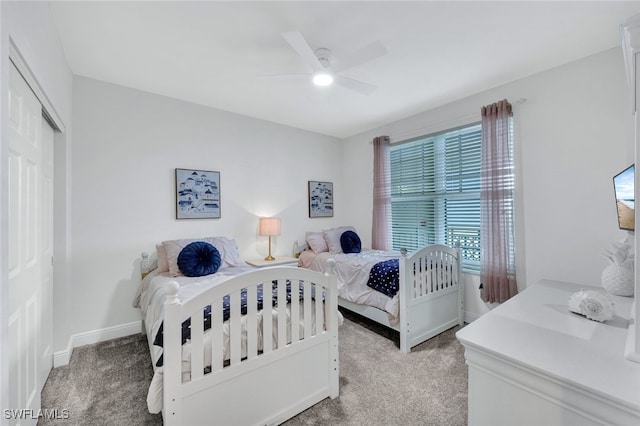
[177, 242, 221, 277]
[340, 230, 362, 254]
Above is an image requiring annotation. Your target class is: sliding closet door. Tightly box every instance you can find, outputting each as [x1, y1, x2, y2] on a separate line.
[8, 61, 54, 425]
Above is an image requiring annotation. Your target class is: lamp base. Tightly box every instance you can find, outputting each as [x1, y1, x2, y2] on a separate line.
[265, 235, 275, 261]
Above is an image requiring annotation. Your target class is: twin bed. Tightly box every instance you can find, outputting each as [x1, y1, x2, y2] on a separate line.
[297, 226, 464, 353]
[133, 231, 463, 424]
[134, 237, 340, 426]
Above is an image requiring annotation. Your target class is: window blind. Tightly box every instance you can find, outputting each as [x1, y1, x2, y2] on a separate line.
[391, 123, 482, 273]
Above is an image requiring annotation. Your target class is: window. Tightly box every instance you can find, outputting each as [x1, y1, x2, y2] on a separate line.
[390, 123, 483, 273]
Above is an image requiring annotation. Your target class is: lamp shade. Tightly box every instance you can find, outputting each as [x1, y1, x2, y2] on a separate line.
[259, 217, 281, 236]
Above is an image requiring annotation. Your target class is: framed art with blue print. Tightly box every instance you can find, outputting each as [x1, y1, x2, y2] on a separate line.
[175, 168, 221, 219]
[308, 180, 333, 218]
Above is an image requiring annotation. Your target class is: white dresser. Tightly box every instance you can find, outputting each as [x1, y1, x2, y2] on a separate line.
[456, 280, 640, 426]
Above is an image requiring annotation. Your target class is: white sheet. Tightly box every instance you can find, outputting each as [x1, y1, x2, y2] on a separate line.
[135, 265, 342, 414]
[299, 249, 400, 319]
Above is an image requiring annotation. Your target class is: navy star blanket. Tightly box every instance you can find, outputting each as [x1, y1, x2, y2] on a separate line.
[366, 258, 400, 297]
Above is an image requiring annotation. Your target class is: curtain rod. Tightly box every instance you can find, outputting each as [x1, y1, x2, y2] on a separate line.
[383, 98, 527, 143]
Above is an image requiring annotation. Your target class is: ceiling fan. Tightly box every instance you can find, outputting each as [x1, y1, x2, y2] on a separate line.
[263, 31, 387, 95]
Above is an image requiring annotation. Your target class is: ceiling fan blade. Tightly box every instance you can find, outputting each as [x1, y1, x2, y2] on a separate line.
[334, 75, 376, 95]
[258, 73, 311, 80]
[281, 31, 323, 71]
[333, 40, 387, 73]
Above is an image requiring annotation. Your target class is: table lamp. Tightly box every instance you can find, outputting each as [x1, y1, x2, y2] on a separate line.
[259, 217, 281, 261]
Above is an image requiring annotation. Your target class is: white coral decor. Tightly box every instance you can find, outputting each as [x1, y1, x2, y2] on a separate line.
[601, 236, 634, 297]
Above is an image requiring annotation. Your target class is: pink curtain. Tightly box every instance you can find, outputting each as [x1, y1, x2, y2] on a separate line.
[480, 100, 518, 303]
[372, 136, 391, 250]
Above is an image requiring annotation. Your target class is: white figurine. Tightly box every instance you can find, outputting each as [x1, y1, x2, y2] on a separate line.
[568, 289, 615, 322]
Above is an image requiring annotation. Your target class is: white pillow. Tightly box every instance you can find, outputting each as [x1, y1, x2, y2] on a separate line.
[156, 244, 169, 273]
[162, 236, 244, 277]
[306, 232, 329, 253]
[323, 226, 356, 254]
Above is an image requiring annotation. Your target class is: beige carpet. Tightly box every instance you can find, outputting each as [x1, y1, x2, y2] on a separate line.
[40, 311, 467, 425]
[39, 334, 161, 426]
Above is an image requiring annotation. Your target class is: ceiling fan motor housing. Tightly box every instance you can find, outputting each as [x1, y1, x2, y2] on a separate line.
[314, 48, 332, 68]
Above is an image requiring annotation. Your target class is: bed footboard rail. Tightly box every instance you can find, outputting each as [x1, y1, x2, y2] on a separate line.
[398, 244, 464, 352]
[163, 260, 338, 426]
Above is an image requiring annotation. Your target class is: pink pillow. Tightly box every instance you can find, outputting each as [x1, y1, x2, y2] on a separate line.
[156, 244, 169, 273]
[306, 232, 329, 253]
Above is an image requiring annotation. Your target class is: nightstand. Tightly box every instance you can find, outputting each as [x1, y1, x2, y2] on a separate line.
[246, 256, 299, 268]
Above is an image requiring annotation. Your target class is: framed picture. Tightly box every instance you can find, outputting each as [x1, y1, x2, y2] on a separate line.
[308, 180, 334, 218]
[175, 168, 221, 219]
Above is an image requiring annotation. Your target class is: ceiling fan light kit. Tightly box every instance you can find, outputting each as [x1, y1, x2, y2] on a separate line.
[312, 47, 333, 86]
[312, 71, 333, 86]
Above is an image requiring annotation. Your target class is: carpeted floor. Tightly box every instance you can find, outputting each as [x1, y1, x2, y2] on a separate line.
[40, 310, 468, 425]
[39, 333, 162, 426]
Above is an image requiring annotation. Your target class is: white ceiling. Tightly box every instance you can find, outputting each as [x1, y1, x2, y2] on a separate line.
[49, 1, 640, 138]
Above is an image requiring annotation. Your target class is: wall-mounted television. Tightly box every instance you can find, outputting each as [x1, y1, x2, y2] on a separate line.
[613, 164, 634, 231]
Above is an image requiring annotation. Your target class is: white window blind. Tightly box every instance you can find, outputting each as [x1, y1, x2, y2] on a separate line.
[390, 123, 482, 273]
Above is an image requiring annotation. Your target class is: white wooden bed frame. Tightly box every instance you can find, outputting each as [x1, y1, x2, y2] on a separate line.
[297, 243, 463, 353]
[142, 260, 339, 426]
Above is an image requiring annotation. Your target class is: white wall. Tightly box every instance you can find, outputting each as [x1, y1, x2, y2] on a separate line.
[0, 0, 73, 418]
[341, 47, 634, 321]
[65, 76, 342, 352]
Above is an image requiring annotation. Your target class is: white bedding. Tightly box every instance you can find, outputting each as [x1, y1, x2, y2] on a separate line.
[298, 249, 401, 319]
[135, 265, 341, 414]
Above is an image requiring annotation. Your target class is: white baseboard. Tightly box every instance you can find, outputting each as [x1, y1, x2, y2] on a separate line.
[53, 320, 142, 367]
